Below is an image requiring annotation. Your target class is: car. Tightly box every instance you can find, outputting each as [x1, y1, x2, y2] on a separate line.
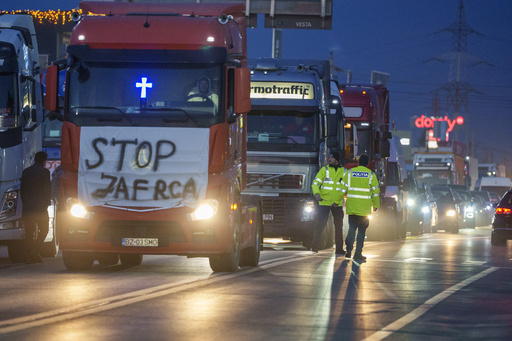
[406, 183, 438, 235]
[488, 191, 502, 206]
[491, 189, 512, 246]
[447, 184, 475, 228]
[470, 191, 493, 226]
[430, 185, 462, 234]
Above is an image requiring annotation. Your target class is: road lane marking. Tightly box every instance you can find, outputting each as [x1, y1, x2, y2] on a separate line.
[0, 254, 310, 335]
[362, 266, 499, 341]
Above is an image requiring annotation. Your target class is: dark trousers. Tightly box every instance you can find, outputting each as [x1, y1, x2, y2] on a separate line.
[345, 215, 370, 256]
[312, 205, 344, 251]
[24, 211, 49, 257]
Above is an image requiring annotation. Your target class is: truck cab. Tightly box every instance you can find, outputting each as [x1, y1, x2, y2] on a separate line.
[0, 14, 45, 261]
[243, 58, 342, 248]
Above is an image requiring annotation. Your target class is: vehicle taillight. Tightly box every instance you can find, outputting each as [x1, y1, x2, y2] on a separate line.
[495, 207, 511, 215]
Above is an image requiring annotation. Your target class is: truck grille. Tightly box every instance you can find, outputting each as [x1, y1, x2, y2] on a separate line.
[260, 198, 303, 227]
[247, 173, 304, 190]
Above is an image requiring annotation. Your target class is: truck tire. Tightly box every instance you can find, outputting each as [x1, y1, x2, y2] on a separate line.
[63, 251, 94, 271]
[240, 208, 262, 267]
[97, 253, 120, 266]
[8, 240, 26, 263]
[41, 204, 59, 258]
[210, 195, 242, 272]
[450, 223, 459, 234]
[119, 253, 143, 267]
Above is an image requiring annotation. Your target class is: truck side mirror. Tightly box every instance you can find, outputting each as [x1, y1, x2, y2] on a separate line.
[44, 65, 59, 113]
[381, 139, 390, 158]
[234, 67, 251, 114]
[329, 95, 341, 111]
[326, 114, 338, 148]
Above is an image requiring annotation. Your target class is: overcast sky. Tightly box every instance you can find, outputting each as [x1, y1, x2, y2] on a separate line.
[4, 0, 512, 166]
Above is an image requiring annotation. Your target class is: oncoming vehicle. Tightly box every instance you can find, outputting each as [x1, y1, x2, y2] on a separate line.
[491, 189, 512, 246]
[430, 185, 461, 234]
[447, 184, 475, 228]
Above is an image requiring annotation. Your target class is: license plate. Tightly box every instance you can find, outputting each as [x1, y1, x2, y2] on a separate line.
[122, 238, 158, 247]
[263, 214, 274, 221]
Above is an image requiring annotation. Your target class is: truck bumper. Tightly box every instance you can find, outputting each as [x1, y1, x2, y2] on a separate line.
[0, 220, 23, 242]
[57, 205, 239, 257]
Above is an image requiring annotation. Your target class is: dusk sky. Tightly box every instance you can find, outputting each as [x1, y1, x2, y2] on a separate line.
[3, 0, 512, 166]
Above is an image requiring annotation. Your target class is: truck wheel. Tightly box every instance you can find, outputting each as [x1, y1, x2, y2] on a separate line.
[491, 233, 506, 246]
[119, 254, 143, 267]
[210, 221, 241, 272]
[63, 251, 94, 271]
[8, 240, 27, 263]
[41, 200, 59, 258]
[210, 198, 241, 272]
[451, 223, 459, 234]
[97, 253, 120, 266]
[240, 208, 262, 267]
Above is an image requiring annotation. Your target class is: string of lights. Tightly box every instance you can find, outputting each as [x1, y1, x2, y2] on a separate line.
[0, 9, 82, 25]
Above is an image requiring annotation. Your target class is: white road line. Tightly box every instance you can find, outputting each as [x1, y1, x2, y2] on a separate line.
[362, 266, 499, 341]
[0, 254, 308, 335]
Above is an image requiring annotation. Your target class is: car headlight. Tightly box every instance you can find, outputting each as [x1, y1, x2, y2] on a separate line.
[446, 209, 456, 217]
[421, 206, 430, 214]
[407, 198, 415, 207]
[189, 199, 218, 221]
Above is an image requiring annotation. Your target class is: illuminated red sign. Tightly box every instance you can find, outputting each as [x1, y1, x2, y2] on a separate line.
[414, 115, 464, 132]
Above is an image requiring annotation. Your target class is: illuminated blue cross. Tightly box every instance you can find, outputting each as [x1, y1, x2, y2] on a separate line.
[136, 77, 153, 99]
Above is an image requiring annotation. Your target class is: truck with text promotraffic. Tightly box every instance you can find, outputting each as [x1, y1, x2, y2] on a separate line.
[44, 1, 260, 272]
[338, 84, 401, 240]
[0, 14, 47, 261]
[242, 58, 343, 249]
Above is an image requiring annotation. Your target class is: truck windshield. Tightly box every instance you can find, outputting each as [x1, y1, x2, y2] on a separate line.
[345, 127, 371, 163]
[247, 109, 318, 151]
[66, 63, 222, 127]
[414, 170, 454, 185]
[0, 74, 17, 129]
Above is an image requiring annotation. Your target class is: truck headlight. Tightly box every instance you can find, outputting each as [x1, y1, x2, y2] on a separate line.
[421, 206, 430, 214]
[407, 198, 415, 207]
[301, 200, 316, 221]
[1, 189, 18, 218]
[189, 199, 218, 221]
[66, 197, 93, 220]
[446, 209, 456, 217]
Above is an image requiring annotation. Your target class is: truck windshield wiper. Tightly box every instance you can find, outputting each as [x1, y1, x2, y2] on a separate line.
[72, 106, 137, 126]
[274, 135, 300, 144]
[140, 107, 202, 127]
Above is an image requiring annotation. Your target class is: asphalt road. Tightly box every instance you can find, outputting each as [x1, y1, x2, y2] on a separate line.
[1, 226, 511, 340]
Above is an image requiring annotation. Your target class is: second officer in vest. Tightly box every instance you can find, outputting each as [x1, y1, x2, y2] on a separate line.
[339, 154, 380, 261]
[311, 151, 346, 254]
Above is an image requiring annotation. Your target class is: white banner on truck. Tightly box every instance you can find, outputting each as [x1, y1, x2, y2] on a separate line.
[78, 127, 209, 208]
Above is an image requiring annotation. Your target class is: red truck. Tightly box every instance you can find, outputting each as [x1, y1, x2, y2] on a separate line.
[339, 84, 405, 240]
[44, 1, 260, 272]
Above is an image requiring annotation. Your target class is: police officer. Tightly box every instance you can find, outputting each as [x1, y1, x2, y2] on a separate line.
[20, 151, 51, 263]
[339, 154, 379, 261]
[311, 151, 347, 254]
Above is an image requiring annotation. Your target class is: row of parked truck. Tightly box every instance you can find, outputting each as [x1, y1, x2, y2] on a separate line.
[4, 2, 506, 271]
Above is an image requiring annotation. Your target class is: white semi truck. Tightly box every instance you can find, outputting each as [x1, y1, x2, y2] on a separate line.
[0, 14, 56, 261]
